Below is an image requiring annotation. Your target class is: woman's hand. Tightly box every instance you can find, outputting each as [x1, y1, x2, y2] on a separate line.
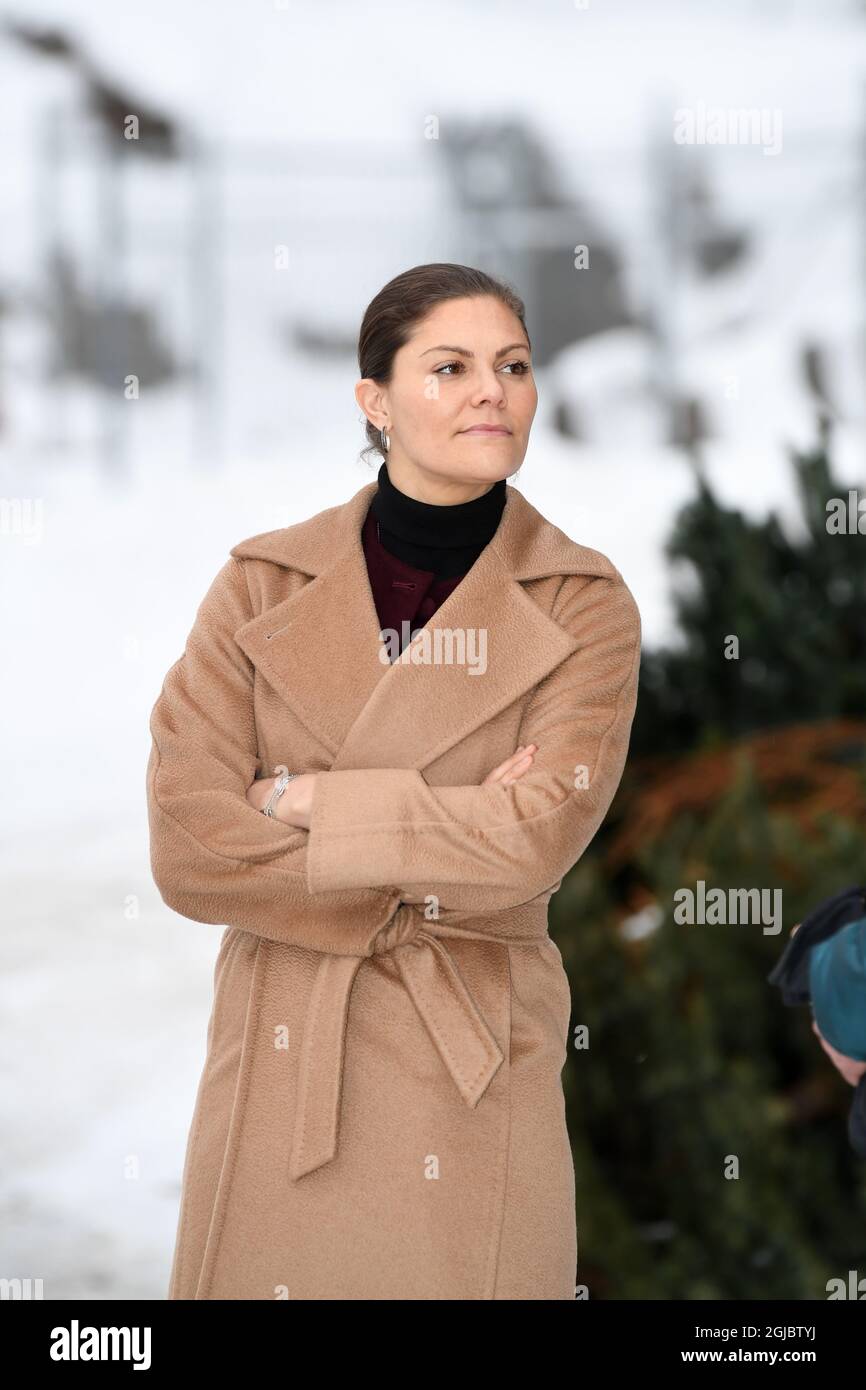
[811, 1019, 866, 1087]
[482, 744, 538, 787]
[246, 773, 317, 829]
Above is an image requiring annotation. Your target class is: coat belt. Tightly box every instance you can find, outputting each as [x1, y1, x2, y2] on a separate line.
[288, 913, 512, 1182]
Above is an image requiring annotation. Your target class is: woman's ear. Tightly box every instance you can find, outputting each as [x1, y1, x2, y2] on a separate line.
[355, 377, 387, 429]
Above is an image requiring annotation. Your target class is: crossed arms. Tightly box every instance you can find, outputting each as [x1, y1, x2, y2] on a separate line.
[147, 554, 642, 950]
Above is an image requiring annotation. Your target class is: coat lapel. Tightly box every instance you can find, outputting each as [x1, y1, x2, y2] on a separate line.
[231, 478, 617, 773]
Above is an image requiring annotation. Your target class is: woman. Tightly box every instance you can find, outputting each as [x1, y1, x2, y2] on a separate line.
[147, 263, 642, 1300]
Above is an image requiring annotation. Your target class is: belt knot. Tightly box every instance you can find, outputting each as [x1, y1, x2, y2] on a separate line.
[370, 901, 424, 955]
[289, 903, 506, 1182]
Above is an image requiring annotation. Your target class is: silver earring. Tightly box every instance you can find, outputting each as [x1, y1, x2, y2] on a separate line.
[381, 427, 390, 453]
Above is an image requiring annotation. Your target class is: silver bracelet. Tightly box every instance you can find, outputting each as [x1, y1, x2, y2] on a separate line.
[263, 770, 299, 817]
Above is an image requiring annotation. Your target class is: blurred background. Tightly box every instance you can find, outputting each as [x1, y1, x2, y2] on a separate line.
[2, 0, 865, 1299]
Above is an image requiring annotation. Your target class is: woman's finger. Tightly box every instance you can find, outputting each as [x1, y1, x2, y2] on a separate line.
[483, 753, 520, 785]
[500, 758, 533, 786]
[484, 752, 537, 787]
[482, 744, 537, 786]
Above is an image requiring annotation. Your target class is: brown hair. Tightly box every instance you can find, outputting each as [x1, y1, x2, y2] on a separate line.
[357, 262, 530, 465]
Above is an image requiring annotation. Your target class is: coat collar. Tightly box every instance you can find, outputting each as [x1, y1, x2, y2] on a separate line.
[230, 480, 618, 773]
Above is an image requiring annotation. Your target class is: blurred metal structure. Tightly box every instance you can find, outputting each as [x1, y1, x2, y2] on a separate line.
[4, 16, 864, 474]
[438, 117, 636, 366]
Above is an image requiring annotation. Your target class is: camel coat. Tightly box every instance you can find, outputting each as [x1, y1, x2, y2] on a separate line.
[146, 477, 642, 1300]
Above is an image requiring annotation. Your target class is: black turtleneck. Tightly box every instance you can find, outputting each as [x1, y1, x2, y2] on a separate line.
[370, 461, 507, 578]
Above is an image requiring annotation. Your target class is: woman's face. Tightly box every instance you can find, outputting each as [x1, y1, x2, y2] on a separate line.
[358, 295, 537, 497]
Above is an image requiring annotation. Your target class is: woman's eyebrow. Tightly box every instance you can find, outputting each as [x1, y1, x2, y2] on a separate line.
[418, 342, 530, 358]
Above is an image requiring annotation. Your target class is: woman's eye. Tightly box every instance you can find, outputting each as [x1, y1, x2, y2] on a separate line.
[434, 360, 531, 376]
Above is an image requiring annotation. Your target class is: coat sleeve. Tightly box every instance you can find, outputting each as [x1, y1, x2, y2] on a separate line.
[305, 573, 641, 915]
[146, 554, 397, 955]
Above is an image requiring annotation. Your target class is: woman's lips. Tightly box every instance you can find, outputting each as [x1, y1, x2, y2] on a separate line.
[460, 426, 511, 435]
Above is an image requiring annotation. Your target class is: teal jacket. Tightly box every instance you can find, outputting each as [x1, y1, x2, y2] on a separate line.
[809, 914, 866, 1062]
